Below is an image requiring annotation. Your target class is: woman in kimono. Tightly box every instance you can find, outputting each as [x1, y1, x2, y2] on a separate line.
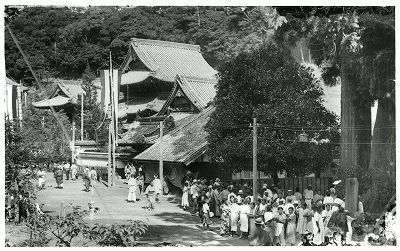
[322, 204, 333, 233]
[54, 165, 64, 189]
[83, 167, 91, 192]
[37, 167, 46, 190]
[229, 196, 240, 237]
[181, 181, 190, 210]
[163, 175, 169, 195]
[219, 198, 230, 236]
[274, 205, 286, 246]
[286, 206, 297, 246]
[297, 202, 308, 235]
[248, 202, 257, 236]
[213, 185, 221, 217]
[144, 181, 156, 210]
[263, 205, 275, 244]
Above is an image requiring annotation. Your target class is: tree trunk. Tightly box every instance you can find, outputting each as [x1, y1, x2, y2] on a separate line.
[364, 97, 396, 212]
[271, 172, 279, 186]
[339, 53, 371, 194]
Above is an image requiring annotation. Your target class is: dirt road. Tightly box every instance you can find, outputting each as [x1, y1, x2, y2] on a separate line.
[34, 172, 248, 246]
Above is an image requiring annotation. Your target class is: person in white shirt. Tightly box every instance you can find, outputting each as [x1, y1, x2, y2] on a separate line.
[331, 194, 345, 212]
[294, 187, 302, 202]
[153, 174, 162, 199]
[127, 174, 137, 202]
[71, 163, 78, 180]
[284, 198, 294, 215]
[356, 195, 364, 217]
[37, 167, 46, 190]
[64, 162, 71, 180]
[303, 185, 314, 210]
[286, 190, 296, 204]
[191, 180, 199, 214]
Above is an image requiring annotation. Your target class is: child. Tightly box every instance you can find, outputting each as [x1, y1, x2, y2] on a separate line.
[144, 181, 156, 210]
[202, 196, 212, 230]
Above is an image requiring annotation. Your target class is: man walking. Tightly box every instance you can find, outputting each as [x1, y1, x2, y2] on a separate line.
[64, 162, 71, 180]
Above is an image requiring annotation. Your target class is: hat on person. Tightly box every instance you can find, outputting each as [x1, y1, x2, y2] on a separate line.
[208, 185, 213, 189]
[238, 190, 244, 195]
[293, 200, 299, 205]
[277, 205, 284, 210]
[193, 179, 198, 183]
[214, 182, 220, 186]
[255, 217, 264, 225]
[279, 198, 285, 203]
[262, 184, 268, 189]
[215, 178, 220, 182]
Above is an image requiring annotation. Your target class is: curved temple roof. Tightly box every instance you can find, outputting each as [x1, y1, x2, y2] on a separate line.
[122, 38, 218, 82]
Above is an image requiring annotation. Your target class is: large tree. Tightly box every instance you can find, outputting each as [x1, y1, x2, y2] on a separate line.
[274, 7, 395, 211]
[206, 43, 339, 184]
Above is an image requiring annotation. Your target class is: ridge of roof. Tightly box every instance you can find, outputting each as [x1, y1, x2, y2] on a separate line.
[178, 75, 218, 82]
[131, 38, 200, 52]
[166, 106, 214, 137]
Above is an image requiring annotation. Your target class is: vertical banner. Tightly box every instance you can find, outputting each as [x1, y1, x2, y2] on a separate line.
[112, 69, 122, 145]
[100, 70, 110, 115]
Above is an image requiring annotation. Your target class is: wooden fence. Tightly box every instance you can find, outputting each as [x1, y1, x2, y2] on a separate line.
[242, 177, 333, 196]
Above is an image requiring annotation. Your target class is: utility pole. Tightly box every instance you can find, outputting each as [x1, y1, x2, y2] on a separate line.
[71, 121, 75, 164]
[81, 93, 84, 141]
[107, 123, 112, 187]
[252, 117, 257, 201]
[159, 120, 164, 194]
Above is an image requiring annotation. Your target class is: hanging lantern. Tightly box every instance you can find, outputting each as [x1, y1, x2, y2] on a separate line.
[298, 131, 308, 142]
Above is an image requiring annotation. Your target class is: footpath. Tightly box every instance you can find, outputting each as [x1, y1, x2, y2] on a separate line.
[34, 172, 249, 246]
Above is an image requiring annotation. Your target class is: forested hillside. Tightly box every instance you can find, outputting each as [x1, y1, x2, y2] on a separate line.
[5, 6, 286, 84]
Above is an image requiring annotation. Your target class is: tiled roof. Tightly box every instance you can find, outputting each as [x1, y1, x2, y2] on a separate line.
[134, 106, 214, 165]
[123, 38, 218, 82]
[121, 71, 154, 85]
[158, 75, 217, 115]
[118, 112, 196, 145]
[57, 82, 85, 100]
[33, 96, 71, 108]
[33, 81, 84, 108]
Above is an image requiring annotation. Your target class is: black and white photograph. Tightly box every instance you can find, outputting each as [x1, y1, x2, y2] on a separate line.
[2, 2, 397, 247]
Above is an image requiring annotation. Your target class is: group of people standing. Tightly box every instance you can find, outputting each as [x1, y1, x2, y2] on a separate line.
[181, 178, 363, 246]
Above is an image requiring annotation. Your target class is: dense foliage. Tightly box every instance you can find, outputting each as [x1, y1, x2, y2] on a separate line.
[206, 43, 339, 182]
[5, 6, 287, 84]
[273, 7, 395, 211]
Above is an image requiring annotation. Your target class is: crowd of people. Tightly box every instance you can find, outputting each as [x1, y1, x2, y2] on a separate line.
[180, 178, 364, 246]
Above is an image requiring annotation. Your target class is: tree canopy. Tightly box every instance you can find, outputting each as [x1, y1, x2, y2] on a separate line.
[206, 43, 339, 182]
[5, 6, 288, 84]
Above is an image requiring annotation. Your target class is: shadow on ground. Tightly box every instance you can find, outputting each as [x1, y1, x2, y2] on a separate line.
[152, 211, 200, 224]
[141, 224, 248, 246]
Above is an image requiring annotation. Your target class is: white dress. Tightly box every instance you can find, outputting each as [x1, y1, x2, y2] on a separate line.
[153, 178, 162, 194]
[239, 204, 250, 232]
[313, 211, 324, 243]
[181, 186, 189, 207]
[37, 170, 46, 187]
[128, 178, 137, 201]
[230, 203, 240, 231]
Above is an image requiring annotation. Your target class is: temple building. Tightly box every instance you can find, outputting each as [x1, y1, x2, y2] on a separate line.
[32, 80, 85, 121]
